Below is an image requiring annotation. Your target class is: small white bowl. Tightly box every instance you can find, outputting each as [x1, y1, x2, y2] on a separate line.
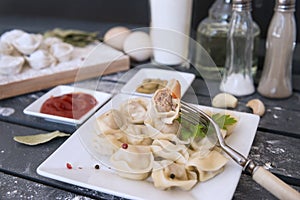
[23, 85, 112, 125]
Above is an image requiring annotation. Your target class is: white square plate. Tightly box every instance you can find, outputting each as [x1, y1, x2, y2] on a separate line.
[121, 68, 195, 97]
[37, 94, 260, 200]
[24, 85, 112, 125]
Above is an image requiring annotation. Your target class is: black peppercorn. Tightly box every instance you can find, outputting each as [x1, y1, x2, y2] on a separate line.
[170, 173, 175, 179]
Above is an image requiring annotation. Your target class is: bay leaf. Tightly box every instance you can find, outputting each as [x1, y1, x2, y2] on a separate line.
[13, 131, 70, 145]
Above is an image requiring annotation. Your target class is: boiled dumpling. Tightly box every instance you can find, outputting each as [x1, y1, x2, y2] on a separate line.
[145, 122, 190, 146]
[146, 82, 180, 125]
[151, 139, 189, 164]
[110, 145, 154, 180]
[148, 116, 180, 135]
[187, 150, 228, 182]
[151, 160, 197, 190]
[119, 98, 149, 124]
[122, 124, 153, 145]
[26, 49, 56, 69]
[96, 109, 125, 134]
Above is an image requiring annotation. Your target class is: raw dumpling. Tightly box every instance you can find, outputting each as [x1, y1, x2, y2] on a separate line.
[50, 42, 74, 62]
[26, 49, 56, 69]
[12, 32, 43, 55]
[0, 55, 25, 75]
[40, 37, 63, 50]
[0, 40, 14, 55]
[0, 29, 25, 45]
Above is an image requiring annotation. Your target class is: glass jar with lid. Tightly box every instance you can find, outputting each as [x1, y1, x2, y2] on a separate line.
[196, 0, 260, 80]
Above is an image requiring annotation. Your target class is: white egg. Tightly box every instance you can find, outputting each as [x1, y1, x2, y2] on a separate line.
[123, 31, 152, 62]
[103, 26, 131, 51]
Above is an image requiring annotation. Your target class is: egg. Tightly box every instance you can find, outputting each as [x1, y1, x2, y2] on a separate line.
[103, 26, 131, 51]
[123, 31, 152, 62]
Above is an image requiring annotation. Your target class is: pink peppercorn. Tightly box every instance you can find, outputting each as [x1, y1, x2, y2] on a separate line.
[66, 163, 72, 169]
[122, 143, 128, 149]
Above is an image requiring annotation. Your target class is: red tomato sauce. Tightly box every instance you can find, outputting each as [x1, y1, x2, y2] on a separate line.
[40, 93, 98, 119]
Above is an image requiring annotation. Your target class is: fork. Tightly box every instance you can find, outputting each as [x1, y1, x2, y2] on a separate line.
[180, 101, 300, 200]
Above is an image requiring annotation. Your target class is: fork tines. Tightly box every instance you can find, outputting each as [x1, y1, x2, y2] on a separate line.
[180, 101, 209, 127]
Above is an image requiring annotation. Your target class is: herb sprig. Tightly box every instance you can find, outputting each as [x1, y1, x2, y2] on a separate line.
[178, 113, 237, 140]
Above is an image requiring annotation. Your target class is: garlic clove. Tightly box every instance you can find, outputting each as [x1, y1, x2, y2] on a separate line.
[246, 99, 265, 117]
[212, 93, 238, 108]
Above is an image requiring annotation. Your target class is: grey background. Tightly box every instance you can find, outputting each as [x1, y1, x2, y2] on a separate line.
[0, 0, 299, 41]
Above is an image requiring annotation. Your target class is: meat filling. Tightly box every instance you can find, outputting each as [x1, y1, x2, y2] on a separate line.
[154, 88, 176, 112]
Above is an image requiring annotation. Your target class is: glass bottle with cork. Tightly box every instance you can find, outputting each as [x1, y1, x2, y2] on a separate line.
[257, 0, 296, 98]
[219, 0, 256, 96]
[196, 0, 260, 80]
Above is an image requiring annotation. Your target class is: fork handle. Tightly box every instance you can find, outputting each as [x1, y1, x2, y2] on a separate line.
[252, 166, 300, 200]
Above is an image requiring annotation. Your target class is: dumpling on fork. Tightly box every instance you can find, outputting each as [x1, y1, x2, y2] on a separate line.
[146, 79, 181, 125]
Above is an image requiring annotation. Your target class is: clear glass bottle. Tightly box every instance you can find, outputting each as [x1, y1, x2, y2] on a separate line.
[196, 0, 260, 80]
[257, 0, 296, 98]
[219, 0, 255, 96]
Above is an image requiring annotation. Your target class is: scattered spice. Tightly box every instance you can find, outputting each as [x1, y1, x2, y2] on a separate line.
[66, 163, 72, 169]
[94, 164, 100, 169]
[122, 143, 128, 149]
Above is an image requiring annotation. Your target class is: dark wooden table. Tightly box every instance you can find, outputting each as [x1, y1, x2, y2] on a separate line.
[0, 18, 300, 200]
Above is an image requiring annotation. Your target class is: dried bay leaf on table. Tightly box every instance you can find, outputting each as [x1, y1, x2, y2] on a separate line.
[13, 130, 70, 145]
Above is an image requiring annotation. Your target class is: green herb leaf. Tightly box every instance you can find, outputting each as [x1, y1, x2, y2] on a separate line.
[212, 113, 237, 130]
[178, 113, 237, 140]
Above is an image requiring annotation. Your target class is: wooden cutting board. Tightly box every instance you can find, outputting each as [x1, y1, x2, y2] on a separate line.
[0, 43, 130, 100]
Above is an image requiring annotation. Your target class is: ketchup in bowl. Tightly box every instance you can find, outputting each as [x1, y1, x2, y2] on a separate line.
[40, 93, 98, 119]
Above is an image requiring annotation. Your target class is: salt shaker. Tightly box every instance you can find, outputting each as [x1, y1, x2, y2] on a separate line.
[257, 0, 296, 98]
[220, 0, 255, 96]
